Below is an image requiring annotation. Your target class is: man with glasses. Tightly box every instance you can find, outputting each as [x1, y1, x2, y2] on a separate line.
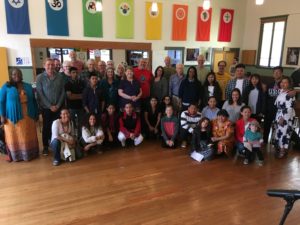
[215, 60, 231, 104]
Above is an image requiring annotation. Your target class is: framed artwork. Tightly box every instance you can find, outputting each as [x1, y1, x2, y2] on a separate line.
[286, 47, 299, 65]
[186, 48, 199, 61]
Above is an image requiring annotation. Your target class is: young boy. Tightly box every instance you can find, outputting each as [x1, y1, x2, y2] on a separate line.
[161, 105, 179, 149]
[180, 103, 202, 148]
[118, 103, 143, 147]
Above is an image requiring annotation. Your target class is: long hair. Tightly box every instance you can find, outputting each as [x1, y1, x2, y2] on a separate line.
[7, 68, 23, 87]
[249, 74, 263, 91]
[204, 71, 218, 86]
[186, 66, 198, 81]
[154, 66, 165, 78]
[82, 113, 100, 131]
[198, 117, 212, 137]
[228, 88, 242, 105]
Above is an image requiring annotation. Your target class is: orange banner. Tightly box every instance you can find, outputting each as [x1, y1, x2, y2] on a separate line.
[172, 4, 188, 41]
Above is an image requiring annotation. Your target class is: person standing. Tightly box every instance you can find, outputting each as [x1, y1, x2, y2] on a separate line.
[163, 56, 176, 82]
[196, 55, 209, 84]
[69, 50, 84, 74]
[151, 66, 168, 102]
[169, 63, 185, 113]
[0, 68, 39, 161]
[215, 60, 231, 103]
[36, 58, 65, 156]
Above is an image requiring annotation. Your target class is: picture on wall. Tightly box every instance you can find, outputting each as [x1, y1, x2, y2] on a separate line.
[286, 47, 299, 65]
[186, 48, 199, 61]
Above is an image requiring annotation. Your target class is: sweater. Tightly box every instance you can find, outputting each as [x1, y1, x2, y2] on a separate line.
[119, 112, 141, 138]
[161, 115, 179, 141]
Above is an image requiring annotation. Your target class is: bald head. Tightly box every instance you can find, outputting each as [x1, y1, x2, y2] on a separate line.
[176, 64, 184, 75]
[164, 56, 171, 67]
[197, 55, 205, 67]
[69, 51, 77, 61]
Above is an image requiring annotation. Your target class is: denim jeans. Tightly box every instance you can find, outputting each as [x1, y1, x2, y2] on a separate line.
[236, 141, 245, 155]
[50, 138, 61, 162]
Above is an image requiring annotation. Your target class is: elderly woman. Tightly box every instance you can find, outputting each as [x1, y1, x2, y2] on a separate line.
[0, 68, 39, 161]
[50, 108, 81, 166]
[151, 66, 168, 102]
[211, 109, 235, 156]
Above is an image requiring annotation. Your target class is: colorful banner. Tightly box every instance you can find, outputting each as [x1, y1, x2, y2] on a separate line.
[218, 8, 234, 42]
[5, 0, 31, 34]
[116, 0, 134, 39]
[45, 0, 69, 36]
[172, 4, 188, 41]
[145, 2, 162, 40]
[82, 0, 103, 37]
[196, 7, 212, 41]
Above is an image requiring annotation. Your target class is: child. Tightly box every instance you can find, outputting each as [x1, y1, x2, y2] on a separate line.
[180, 103, 202, 148]
[235, 106, 256, 157]
[160, 95, 173, 116]
[118, 102, 144, 147]
[81, 113, 105, 154]
[201, 96, 220, 121]
[101, 104, 119, 148]
[191, 117, 214, 160]
[243, 120, 264, 165]
[144, 97, 161, 139]
[161, 105, 179, 149]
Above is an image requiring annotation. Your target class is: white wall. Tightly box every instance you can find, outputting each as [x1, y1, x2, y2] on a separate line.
[242, 0, 300, 67]
[0, 0, 246, 69]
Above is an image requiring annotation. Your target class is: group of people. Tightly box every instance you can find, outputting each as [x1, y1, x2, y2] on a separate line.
[0, 51, 298, 166]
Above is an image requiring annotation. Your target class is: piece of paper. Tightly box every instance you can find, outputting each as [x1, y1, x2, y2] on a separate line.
[190, 151, 204, 162]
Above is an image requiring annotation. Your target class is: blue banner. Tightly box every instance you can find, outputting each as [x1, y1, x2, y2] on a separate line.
[5, 0, 31, 34]
[45, 0, 69, 36]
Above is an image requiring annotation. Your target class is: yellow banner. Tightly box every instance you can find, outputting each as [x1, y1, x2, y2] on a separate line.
[145, 2, 162, 40]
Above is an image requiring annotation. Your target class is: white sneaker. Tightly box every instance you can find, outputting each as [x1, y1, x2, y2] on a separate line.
[121, 140, 126, 147]
[243, 159, 249, 165]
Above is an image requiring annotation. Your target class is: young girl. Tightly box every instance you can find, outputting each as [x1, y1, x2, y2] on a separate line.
[201, 96, 220, 121]
[243, 74, 265, 121]
[101, 104, 119, 148]
[81, 113, 105, 154]
[222, 88, 245, 123]
[160, 95, 173, 116]
[202, 72, 222, 109]
[243, 120, 264, 165]
[274, 76, 296, 158]
[144, 97, 161, 139]
[191, 117, 214, 161]
[161, 105, 179, 149]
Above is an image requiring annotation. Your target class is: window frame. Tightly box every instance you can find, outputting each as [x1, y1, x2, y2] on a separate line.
[257, 15, 288, 68]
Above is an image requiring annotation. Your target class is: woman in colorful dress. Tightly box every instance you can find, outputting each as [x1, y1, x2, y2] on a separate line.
[0, 68, 39, 161]
[274, 76, 296, 158]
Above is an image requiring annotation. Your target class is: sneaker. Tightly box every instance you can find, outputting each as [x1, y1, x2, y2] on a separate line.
[121, 141, 126, 147]
[42, 147, 49, 156]
[52, 160, 60, 166]
[257, 160, 264, 166]
[243, 159, 249, 165]
[181, 141, 187, 148]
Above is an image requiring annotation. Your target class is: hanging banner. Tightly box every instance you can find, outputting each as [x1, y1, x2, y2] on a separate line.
[196, 7, 212, 41]
[116, 0, 134, 39]
[45, 0, 69, 36]
[82, 0, 103, 37]
[172, 4, 188, 41]
[218, 8, 234, 42]
[145, 2, 162, 40]
[5, 0, 31, 34]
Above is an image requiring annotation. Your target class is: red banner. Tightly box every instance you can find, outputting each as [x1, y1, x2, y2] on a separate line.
[172, 4, 188, 41]
[218, 8, 234, 42]
[196, 7, 212, 41]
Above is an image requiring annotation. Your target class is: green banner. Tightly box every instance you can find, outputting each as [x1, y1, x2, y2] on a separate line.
[116, 0, 134, 39]
[82, 0, 103, 37]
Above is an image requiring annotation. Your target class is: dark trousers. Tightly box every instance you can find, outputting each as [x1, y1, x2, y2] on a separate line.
[161, 139, 177, 149]
[180, 128, 191, 142]
[42, 109, 60, 147]
[263, 111, 276, 143]
[245, 147, 264, 161]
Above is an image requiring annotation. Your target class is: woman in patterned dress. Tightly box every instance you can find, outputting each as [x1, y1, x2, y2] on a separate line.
[274, 76, 295, 158]
[0, 68, 39, 161]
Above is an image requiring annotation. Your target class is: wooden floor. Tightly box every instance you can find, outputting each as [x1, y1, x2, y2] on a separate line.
[1, 141, 300, 225]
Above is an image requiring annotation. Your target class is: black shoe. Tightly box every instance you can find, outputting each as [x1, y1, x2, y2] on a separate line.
[42, 147, 49, 156]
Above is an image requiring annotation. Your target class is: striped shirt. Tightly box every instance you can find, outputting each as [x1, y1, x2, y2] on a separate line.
[180, 111, 202, 133]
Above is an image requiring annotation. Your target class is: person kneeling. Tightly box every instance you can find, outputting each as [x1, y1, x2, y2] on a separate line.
[161, 105, 179, 149]
[50, 109, 80, 166]
[81, 113, 105, 154]
[118, 103, 143, 147]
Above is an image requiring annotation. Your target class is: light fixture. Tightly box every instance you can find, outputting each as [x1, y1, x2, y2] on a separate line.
[203, 0, 210, 10]
[151, 2, 158, 13]
[96, 1, 103, 12]
[256, 0, 264, 5]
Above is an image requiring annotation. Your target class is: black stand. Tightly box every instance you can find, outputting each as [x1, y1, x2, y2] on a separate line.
[267, 189, 300, 225]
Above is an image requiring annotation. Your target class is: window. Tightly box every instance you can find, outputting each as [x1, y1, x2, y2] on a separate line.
[165, 47, 185, 65]
[257, 15, 288, 67]
[89, 49, 112, 62]
[126, 50, 149, 67]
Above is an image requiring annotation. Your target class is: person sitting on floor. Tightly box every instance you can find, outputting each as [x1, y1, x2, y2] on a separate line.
[191, 117, 214, 161]
[161, 105, 179, 149]
[118, 102, 143, 147]
[81, 113, 105, 154]
[201, 96, 220, 121]
[180, 103, 202, 148]
[144, 97, 161, 139]
[101, 104, 119, 148]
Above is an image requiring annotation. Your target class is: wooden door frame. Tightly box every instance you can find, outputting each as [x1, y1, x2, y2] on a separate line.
[30, 38, 152, 80]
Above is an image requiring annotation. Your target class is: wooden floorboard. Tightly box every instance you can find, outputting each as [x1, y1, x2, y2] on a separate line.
[1, 140, 300, 225]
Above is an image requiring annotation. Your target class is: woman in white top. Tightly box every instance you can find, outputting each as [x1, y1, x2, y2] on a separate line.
[222, 88, 245, 123]
[81, 113, 104, 154]
[50, 108, 77, 166]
